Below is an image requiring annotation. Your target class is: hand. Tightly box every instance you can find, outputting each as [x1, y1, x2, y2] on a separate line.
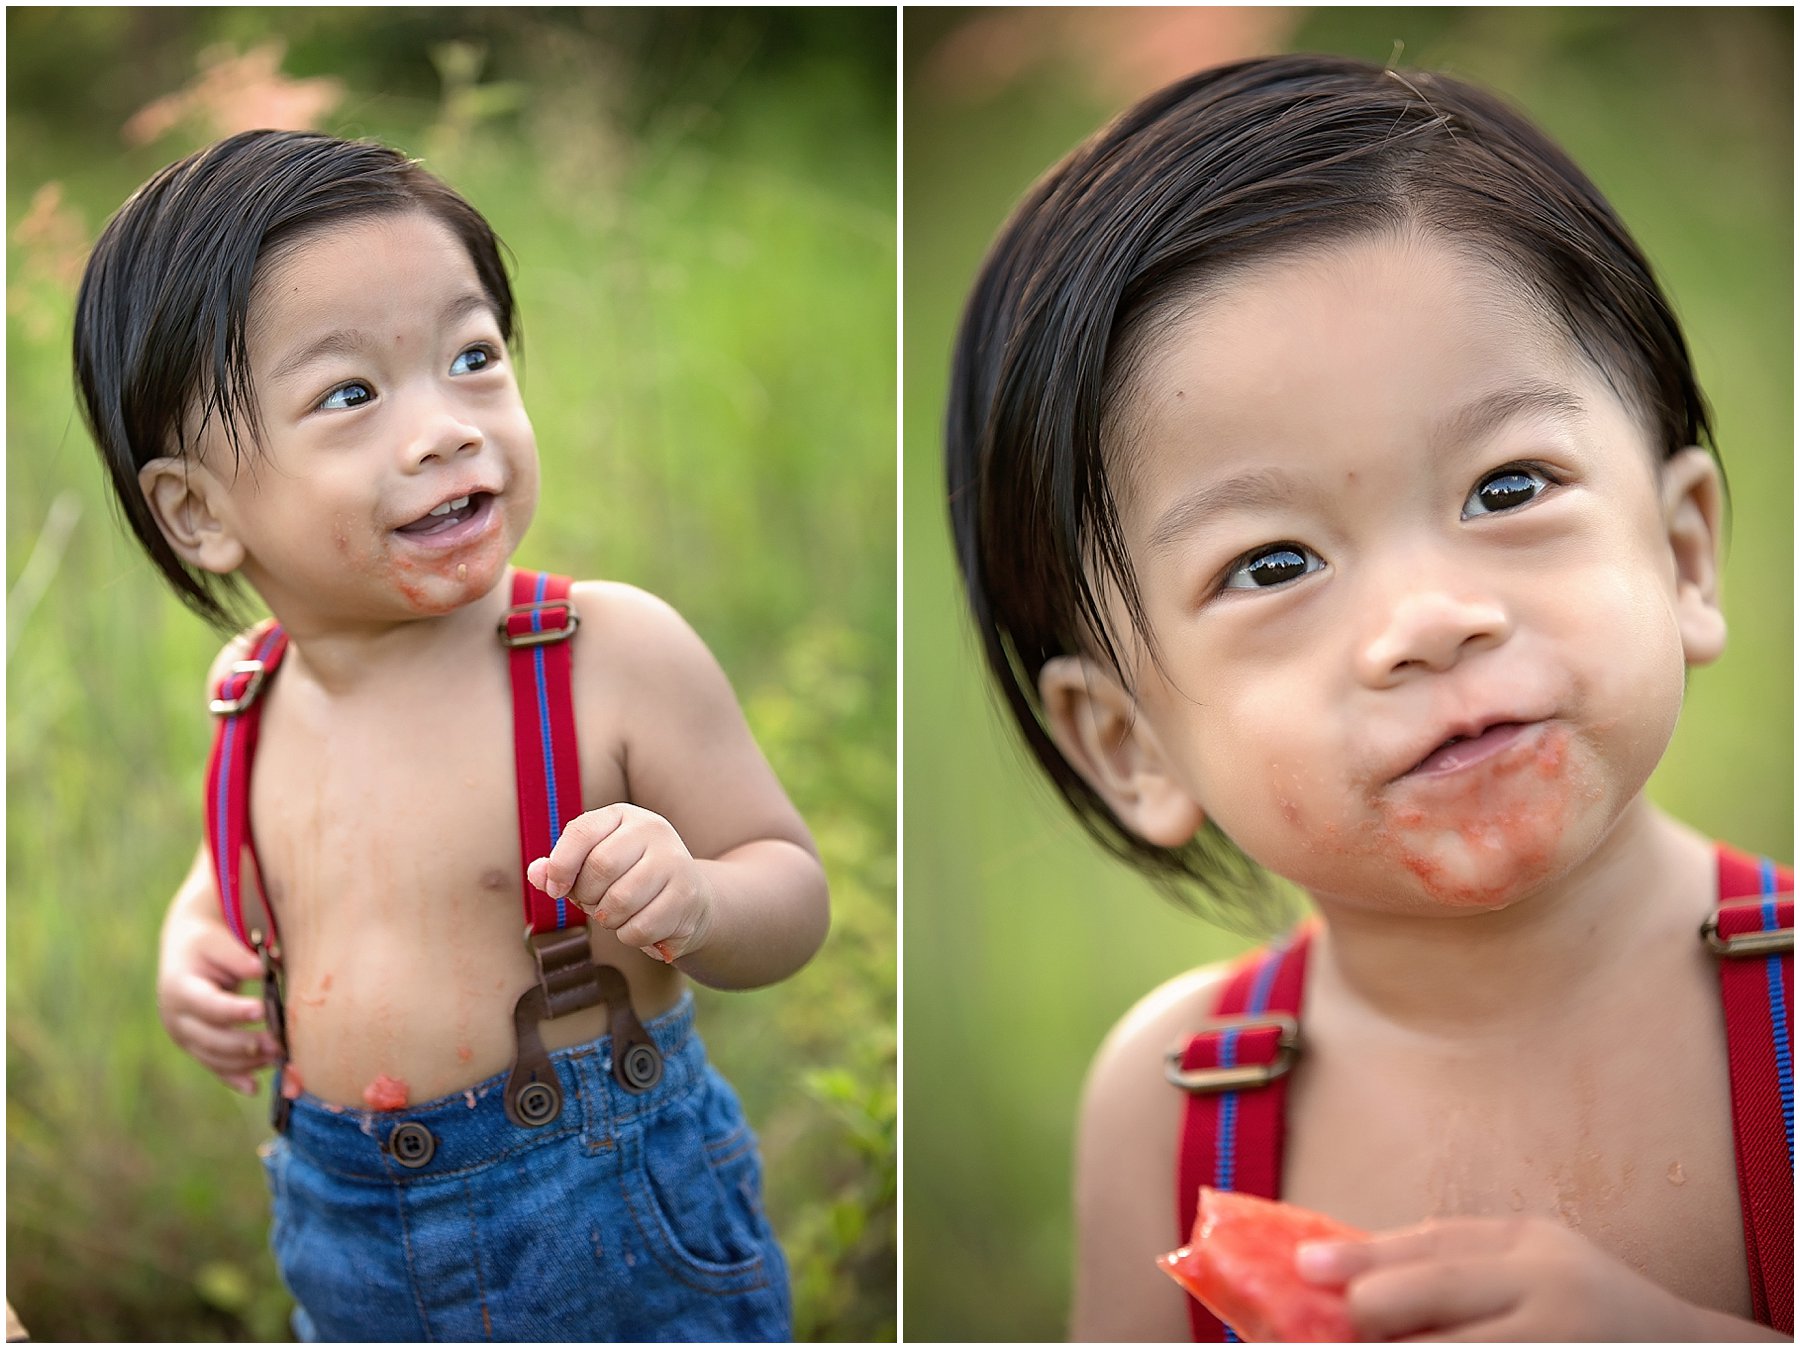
[1296, 1215, 1708, 1341]
[527, 804, 716, 964]
[157, 910, 281, 1095]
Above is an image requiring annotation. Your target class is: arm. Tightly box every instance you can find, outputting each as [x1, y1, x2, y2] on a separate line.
[155, 632, 279, 1093]
[157, 841, 280, 1094]
[528, 583, 828, 990]
[1071, 964, 1233, 1342]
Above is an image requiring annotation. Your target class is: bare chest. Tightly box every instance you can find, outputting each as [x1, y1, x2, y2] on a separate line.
[240, 667, 644, 1104]
[1280, 989, 1753, 1318]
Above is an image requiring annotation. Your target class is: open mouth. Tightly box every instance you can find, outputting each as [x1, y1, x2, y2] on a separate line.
[1405, 721, 1532, 779]
[395, 492, 491, 538]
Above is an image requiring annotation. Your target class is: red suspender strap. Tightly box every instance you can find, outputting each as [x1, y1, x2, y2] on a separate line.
[1710, 846, 1794, 1335]
[1171, 927, 1312, 1342]
[203, 622, 289, 954]
[500, 570, 586, 935]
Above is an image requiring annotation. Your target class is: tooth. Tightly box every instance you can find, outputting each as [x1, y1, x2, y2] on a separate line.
[427, 496, 470, 518]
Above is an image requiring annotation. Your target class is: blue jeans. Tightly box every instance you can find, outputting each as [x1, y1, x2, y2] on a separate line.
[258, 994, 791, 1341]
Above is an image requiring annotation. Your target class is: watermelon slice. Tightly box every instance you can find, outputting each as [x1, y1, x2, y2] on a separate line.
[1157, 1187, 1367, 1342]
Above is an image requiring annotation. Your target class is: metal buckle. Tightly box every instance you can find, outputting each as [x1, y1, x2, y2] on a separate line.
[1701, 903, 1794, 958]
[497, 600, 579, 648]
[251, 928, 292, 1133]
[1164, 1012, 1300, 1094]
[208, 659, 268, 716]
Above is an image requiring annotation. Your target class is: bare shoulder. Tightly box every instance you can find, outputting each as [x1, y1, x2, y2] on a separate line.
[566, 580, 726, 691]
[1071, 959, 1236, 1342]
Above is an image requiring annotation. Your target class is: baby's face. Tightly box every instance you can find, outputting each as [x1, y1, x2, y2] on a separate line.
[1094, 230, 1720, 913]
[199, 210, 537, 624]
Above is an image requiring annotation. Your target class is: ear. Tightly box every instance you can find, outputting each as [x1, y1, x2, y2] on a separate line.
[138, 456, 245, 575]
[1660, 446, 1726, 668]
[1038, 654, 1206, 847]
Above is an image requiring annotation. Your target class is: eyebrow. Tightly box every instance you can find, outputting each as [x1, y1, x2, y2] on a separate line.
[1430, 381, 1587, 457]
[1142, 381, 1587, 556]
[1146, 467, 1302, 556]
[266, 290, 496, 386]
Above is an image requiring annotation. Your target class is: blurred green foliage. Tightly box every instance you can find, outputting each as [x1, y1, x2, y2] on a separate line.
[904, 7, 1791, 1341]
[7, 7, 894, 1342]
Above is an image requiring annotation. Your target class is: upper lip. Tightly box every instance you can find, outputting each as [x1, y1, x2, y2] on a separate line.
[1387, 711, 1544, 783]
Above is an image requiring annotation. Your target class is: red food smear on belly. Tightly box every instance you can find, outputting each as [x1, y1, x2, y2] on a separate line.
[280, 1065, 305, 1101]
[362, 1074, 410, 1111]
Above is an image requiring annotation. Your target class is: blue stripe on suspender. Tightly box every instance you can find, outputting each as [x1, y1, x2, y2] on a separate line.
[529, 574, 568, 929]
[1212, 935, 1294, 1342]
[214, 717, 240, 944]
[1758, 858, 1793, 1166]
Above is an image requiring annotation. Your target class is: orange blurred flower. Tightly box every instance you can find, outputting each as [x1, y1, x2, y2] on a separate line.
[122, 39, 344, 147]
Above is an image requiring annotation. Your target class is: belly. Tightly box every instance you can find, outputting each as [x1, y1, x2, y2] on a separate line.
[272, 889, 683, 1109]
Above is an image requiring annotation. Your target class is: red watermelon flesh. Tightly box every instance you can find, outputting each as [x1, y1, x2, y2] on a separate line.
[1157, 1188, 1367, 1342]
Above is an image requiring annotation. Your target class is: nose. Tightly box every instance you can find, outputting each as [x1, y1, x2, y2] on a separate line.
[1354, 572, 1511, 687]
[402, 395, 483, 469]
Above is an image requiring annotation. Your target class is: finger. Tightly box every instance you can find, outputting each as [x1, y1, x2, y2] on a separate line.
[223, 1073, 260, 1096]
[1346, 1258, 1519, 1342]
[590, 853, 670, 929]
[531, 805, 632, 900]
[179, 1017, 281, 1066]
[201, 937, 267, 987]
[612, 878, 680, 950]
[572, 834, 656, 916]
[1299, 1217, 1522, 1284]
[171, 975, 267, 1026]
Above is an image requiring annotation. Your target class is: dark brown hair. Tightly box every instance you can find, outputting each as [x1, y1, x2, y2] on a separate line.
[945, 54, 1713, 931]
[75, 130, 519, 630]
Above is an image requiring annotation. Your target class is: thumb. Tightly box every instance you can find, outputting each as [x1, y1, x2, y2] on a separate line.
[210, 932, 266, 985]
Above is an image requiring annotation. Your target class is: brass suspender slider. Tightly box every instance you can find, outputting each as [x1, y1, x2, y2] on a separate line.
[1702, 905, 1794, 958]
[209, 659, 269, 715]
[497, 600, 579, 648]
[1164, 1012, 1300, 1094]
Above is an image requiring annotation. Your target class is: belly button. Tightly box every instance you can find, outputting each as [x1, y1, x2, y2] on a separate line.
[479, 867, 510, 892]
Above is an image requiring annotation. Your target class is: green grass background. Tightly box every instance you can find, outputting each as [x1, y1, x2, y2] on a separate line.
[7, 9, 894, 1340]
[904, 7, 1792, 1341]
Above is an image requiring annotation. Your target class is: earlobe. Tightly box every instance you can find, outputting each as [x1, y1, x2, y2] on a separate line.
[138, 457, 245, 575]
[1039, 654, 1206, 847]
[1661, 446, 1726, 667]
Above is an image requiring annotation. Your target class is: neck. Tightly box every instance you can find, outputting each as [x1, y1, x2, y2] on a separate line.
[1306, 800, 1717, 1044]
[260, 570, 517, 697]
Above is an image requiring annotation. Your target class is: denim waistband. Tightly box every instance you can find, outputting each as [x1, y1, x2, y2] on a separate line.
[276, 991, 703, 1183]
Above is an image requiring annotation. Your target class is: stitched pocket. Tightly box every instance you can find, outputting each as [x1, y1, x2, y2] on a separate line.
[620, 1074, 775, 1295]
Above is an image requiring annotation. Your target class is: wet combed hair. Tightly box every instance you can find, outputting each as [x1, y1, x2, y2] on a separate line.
[945, 54, 1714, 932]
[74, 129, 519, 630]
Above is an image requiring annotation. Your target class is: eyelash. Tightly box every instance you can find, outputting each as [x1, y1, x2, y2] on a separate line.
[1212, 461, 1562, 596]
[312, 343, 499, 412]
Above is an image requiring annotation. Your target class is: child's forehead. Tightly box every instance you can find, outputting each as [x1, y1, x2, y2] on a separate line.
[1114, 231, 1610, 488]
[247, 212, 490, 336]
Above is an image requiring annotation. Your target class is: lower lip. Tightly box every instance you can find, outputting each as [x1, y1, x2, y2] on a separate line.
[1405, 721, 1535, 779]
[393, 495, 495, 551]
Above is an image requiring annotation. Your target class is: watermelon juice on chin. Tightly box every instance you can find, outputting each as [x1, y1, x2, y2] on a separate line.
[1158, 1188, 1367, 1342]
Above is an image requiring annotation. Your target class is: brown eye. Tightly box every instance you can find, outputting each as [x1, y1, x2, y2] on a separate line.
[1465, 466, 1549, 518]
[1223, 543, 1321, 591]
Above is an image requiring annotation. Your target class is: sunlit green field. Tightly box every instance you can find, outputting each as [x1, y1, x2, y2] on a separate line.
[8, 9, 895, 1341]
[904, 7, 1792, 1341]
